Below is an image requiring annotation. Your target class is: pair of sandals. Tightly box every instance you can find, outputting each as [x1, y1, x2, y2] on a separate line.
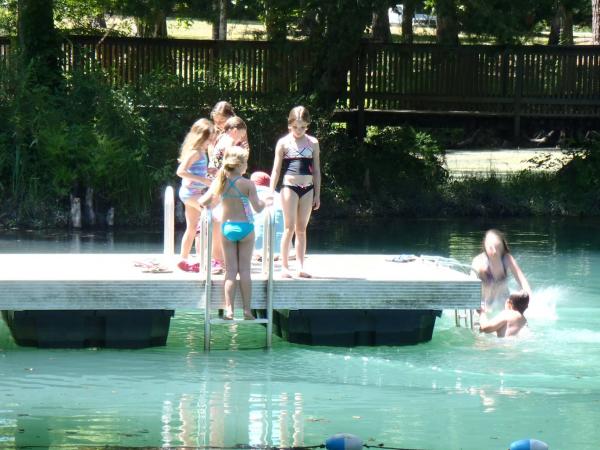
[135, 260, 173, 273]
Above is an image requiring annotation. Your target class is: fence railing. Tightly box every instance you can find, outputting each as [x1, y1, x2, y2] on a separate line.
[1, 36, 599, 118]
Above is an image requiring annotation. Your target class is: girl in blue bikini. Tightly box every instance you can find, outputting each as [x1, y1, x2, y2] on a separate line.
[176, 118, 214, 272]
[200, 146, 272, 320]
[269, 106, 321, 278]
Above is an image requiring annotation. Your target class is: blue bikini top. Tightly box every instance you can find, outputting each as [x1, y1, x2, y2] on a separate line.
[222, 176, 253, 222]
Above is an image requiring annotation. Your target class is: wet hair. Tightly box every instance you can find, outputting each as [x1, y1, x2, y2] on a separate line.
[223, 116, 247, 132]
[178, 118, 214, 162]
[214, 146, 249, 196]
[509, 291, 529, 314]
[288, 106, 310, 125]
[483, 229, 511, 255]
[210, 101, 236, 120]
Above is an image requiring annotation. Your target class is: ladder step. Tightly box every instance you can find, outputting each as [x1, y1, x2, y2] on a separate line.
[210, 318, 269, 325]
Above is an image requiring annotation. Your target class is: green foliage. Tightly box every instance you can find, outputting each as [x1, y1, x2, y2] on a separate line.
[318, 125, 448, 217]
[0, 0, 17, 35]
[556, 138, 600, 214]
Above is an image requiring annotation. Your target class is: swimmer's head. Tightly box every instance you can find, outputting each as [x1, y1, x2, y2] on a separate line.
[507, 291, 529, 314]
[483, 229, 510, 257]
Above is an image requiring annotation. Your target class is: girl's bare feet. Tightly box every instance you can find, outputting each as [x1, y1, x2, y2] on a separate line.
[297, 270, 312, 278]
[243, 311, 256, 320]
[223, 307, 234, 320]
[280, 268, 293, 279]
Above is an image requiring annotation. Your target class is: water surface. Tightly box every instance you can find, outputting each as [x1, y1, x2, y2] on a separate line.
[1, 218, 599, 449]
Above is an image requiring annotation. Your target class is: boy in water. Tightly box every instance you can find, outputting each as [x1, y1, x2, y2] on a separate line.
[479, 291, 529, 338]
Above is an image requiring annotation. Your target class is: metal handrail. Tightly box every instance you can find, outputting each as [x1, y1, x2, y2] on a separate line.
[198, 204, 275, 350]
[199, 208, 213, 351]
[163, 186, 175, 255]
[263, 207, 275, 348]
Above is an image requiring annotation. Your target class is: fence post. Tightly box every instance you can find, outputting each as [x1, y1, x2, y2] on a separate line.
[513, 48, 524, 144]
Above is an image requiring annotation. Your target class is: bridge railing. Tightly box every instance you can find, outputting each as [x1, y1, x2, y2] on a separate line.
[351, 43, 600, 118]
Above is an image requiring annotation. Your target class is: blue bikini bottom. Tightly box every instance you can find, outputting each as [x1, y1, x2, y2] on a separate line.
[222, 221, 254, 242]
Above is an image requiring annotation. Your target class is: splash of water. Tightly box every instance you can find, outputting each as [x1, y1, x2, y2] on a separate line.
[527, 286, 563, 321]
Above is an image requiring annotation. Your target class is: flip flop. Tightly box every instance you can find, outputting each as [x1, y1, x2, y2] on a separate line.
[142, 266, 173, 273]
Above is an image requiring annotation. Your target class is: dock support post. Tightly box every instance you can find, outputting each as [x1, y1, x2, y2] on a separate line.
[163, 186, 175, 256]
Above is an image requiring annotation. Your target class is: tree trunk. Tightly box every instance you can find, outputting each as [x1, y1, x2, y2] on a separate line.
[303, 1, 374, 111]
[17, 0, 61, 88]
[371, 4, 391, 42]
[218, 0, 227, 40]
[297, 9, 319, 38]
[560, 4, 574, 45]
[593, 0, 600, 45]
[548, 4, 561, 45]
[435, 0, 459, 45]
[401, 0, 416, 43]
[135, 9, 168, 38]
[212, 0, 219, 39]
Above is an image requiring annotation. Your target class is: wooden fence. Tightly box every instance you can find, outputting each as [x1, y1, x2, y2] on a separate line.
[1, 36, 599, 133]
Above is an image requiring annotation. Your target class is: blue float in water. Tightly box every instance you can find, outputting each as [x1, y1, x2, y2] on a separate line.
[325, 433, 364, 450]
[509, 438, 549, 450]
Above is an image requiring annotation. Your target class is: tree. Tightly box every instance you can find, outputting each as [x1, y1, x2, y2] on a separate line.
[592, 0, 600, 44]
[371, 3, 392, 42]
[460, 0, 552, 44]
[0, 0, 18, 35]
[435, 0, 459, 44]
[264, 0, 287, 41]
[401, 1, 416, 43]
[211, 0, 227, 40]
[17, 0, 61, 87]
[113, 0, 175, 37]
[301, 0, 384, 110]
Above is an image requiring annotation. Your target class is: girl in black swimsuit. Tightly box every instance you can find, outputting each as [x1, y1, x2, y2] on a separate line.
[269, 106, 321, 278]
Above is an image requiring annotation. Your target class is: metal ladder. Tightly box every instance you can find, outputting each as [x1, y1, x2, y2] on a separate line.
[197, 207, 275, 351]
[454, 309, 475, 329]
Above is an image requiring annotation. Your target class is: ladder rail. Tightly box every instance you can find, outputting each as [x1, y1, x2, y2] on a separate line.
[200, 205, 275, 351]
[200, 208, 213, 351]
[264, 206, 275, 348]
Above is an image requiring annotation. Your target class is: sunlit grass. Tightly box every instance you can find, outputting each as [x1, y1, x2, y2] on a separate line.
[80, 16, 594, 44]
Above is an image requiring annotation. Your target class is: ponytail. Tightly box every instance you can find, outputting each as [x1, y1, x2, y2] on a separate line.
[213, 146, 249, 196]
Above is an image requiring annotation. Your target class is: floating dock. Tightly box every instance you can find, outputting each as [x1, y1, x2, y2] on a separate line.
[0, 253, 481, 348]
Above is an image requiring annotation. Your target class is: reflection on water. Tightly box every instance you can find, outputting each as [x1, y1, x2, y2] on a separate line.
[2, 217, 600, 449]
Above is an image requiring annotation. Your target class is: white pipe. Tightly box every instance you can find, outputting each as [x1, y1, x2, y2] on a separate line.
[163, 186, 175, 255]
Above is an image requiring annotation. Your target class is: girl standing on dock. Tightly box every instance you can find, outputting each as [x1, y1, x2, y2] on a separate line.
[472, 229, 532, 313]
[200, 146, 271, 320]
[269, 106, 321, 278]
[208, 101, 238, 170]
[207, 102, 249, 274]
[176, 118, 215, 272]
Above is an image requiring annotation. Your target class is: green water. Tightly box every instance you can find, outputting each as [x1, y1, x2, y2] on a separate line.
[1, 218, 599, 449]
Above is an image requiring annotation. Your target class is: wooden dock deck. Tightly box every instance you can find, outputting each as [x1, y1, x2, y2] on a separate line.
[0, 253, 481, 311]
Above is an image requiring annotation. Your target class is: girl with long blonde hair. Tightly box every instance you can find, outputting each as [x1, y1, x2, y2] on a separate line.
[176, 118, 214, 272]
[200, 146, 271, 319]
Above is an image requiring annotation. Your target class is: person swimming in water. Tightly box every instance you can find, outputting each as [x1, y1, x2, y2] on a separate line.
[471, 229, 532, 313]
[479, 291, 529, 337]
